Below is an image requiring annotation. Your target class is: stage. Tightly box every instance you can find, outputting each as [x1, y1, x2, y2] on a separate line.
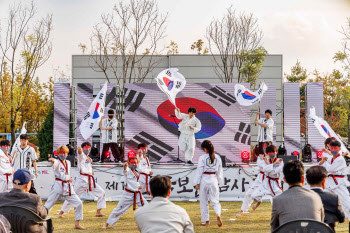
[35, 161, 348, 202]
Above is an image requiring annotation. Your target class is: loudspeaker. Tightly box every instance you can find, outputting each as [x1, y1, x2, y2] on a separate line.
[278, 155, 298, 164]
[220, 155, 226, 167]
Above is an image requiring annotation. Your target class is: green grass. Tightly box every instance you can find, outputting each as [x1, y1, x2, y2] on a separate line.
[47, 201, 349, 233]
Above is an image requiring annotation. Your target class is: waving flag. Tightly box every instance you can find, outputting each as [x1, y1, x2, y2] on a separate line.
[155, 68, 186, 107]
[234, 82, 268, 106]
[10, 122, 27, 155]
[309, 107, 348, 153]
[79, 83, 107, 140]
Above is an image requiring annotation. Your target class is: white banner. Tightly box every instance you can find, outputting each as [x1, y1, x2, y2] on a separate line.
[155, 68, 186, 107]
[309, 106, 348, 153]
[79, 83, 107, 140]
[10, 122, 27, 156]
[234, 82, 268, 106]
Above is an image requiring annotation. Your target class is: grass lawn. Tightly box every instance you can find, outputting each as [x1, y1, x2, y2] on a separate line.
[47, 201, 349, 233]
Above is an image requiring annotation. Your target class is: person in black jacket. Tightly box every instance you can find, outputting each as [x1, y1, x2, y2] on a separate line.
[306, 165, 345, 231]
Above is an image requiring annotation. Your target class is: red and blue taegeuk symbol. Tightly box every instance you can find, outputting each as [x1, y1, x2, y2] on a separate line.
[241, 91, 256, 100]
[163, 77, 174, 91]
[92, 103, 100, 119]
[321, 125, 331, 137]
[157, 97, 225, 139]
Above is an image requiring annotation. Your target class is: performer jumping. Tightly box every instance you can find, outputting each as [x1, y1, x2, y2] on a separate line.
[194, 140, 223, 227]
[103, 151, 148, 229]
[0, 140, 14, 192]
[175, 107, 202, 165]
[44, 145, 85, 230]
[58, 142, 106, 218]
[137, 143, 153, 195]
[251, 145, 283, 211]
[235, 143, 271, 217]
[319, 140, 350, 219]
[255, 110, 274, 155]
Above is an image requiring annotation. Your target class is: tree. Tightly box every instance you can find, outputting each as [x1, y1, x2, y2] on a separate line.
[166, 41, 179, 55]
[88, 0, 167, 140]
[334, 17, 350, 74]
[0, 1, 52, 144]
[37, 105, 54, 161]
[238, 46, 267, 87]
[206, 6, 265, 83]
[190, 39, 208, 55]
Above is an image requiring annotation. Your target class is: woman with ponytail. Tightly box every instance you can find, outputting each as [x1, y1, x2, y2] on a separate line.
[193, 140, 223, 227]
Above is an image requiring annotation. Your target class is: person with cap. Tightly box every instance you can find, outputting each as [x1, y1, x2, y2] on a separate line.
[58, 142, 106, 218]
[255, 109, 274, 156]
[319, 140, 350, 221]
[103, 150, 148, 229]
[44, 145, 85, 230]
[137, 143, 153, 195]
[0, 140, 14, 192]
[0, 168, 48, 231]
[99, 109, 122, 163]
[175, 107, 202, 166]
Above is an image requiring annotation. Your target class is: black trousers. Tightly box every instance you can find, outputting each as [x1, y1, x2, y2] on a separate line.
[101, 143, 123, 162]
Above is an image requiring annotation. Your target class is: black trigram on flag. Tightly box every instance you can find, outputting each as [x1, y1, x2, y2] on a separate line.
[204, 86, 236, 106]
[234, 122, 251, 145]
[126, 131, 174, 162]
[124, 88, 145, 112]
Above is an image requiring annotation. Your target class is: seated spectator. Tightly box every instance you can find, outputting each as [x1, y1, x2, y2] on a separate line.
[306, 165, 345, 231]
[0, 168, 48, 231]
[270, 161, 324, 231]
[134, 175, 194, 233]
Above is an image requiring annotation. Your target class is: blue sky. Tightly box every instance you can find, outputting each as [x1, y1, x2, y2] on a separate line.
[0, 0, 349, 82]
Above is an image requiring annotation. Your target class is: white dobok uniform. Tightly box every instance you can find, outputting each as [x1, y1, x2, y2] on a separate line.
[175, 109, 202, 162]
[106, 167, 148, 226]
[194, 153, 223, 222]
[44, 159, 83, 220]
[61, 153, 106, 213]
[0, 150, 13, 192]
[138, 155, 152, 194]
[240, 156, 267, 211]
[322, 154, 350, 219]
[252, 159, 284, 202]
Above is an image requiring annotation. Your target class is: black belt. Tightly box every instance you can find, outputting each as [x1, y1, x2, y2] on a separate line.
[260, 171, 265, 181]
[328, 174, 345, 185]
[55, 178, 71, 196]
[80, 173, 96, 191]
[266, 176, 283, 196]
[125, 188, 144, 210]
[140, 173, 150, 194]
[203, 172, 216, 175]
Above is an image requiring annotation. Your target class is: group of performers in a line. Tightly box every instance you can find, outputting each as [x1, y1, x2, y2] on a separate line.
[1, 107, 350, 229]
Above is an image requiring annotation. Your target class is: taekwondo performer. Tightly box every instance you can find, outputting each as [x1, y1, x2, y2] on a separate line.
[44, 145, 85, 230]
[194, 140, 223, 227]
[236, 143, 270, 217]
[175, 107, 202, 166]
[58, 142, 106, 218]
[103, 151, 148, 229]
[11, 134, 38, 194]
[137, 143, 153, 195]
[319, 140, 350, 219]
[251, 145, 283, 211]
[255, 110, 274, 155]
[0, 140, 14, 192]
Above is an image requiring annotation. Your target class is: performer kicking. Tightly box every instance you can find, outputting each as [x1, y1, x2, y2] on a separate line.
[175, 107, 202, 166]
[0, 140, 14, 192]
[194, 140, 223, 227]
[44, 145, 85, 230]
[319, 140, 350, 219]
[11, 134, 39, 194]
[251, 145, 283, 211]
[255, 110, 274, 156]
[103, 151, 148, 229]
[235, 143, 271, 217]
[58, 142, 106, 218]
[137, 143, 153, 195]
